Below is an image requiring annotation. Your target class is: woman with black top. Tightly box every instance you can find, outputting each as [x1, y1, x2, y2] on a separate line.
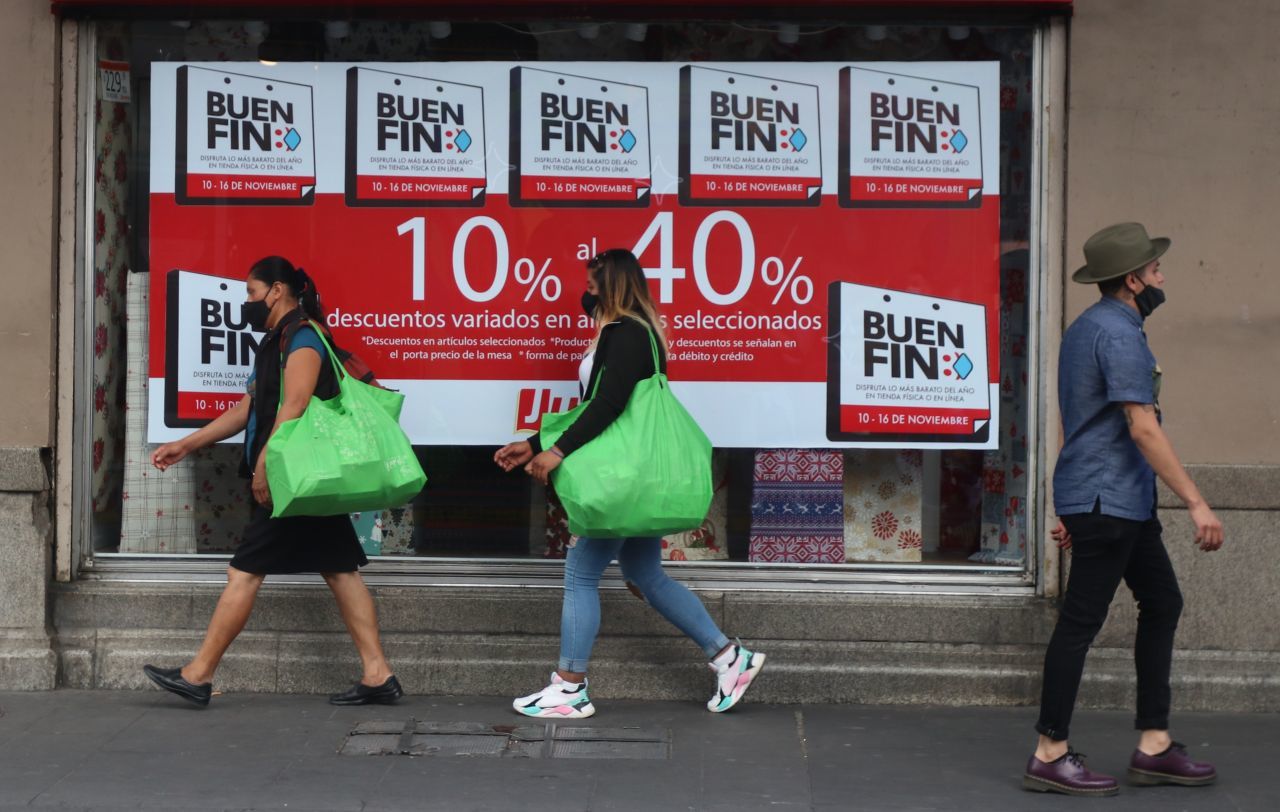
[495, 248, 765, 719]
[142, 256, 401, 707]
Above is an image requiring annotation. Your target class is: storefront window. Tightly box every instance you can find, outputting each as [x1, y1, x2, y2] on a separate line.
[84, 18, 1039, 577]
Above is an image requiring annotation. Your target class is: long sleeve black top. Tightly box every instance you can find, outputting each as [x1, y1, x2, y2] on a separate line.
[533, 316, 666, 457]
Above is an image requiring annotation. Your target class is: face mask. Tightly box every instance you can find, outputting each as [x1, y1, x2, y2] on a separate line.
[1133, 281, 1166, 319]
[580, 290, 600, 318]
[241, 295, 272, 332]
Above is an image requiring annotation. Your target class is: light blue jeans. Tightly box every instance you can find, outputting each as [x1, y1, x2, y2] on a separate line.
[558, 536, 731, 673]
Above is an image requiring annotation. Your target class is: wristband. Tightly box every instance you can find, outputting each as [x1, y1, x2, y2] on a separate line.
[550, 447, 565, 459]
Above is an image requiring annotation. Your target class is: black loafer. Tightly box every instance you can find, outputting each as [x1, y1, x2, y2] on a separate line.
[143, 664, 212, 707]
[329, 675, 404, 706]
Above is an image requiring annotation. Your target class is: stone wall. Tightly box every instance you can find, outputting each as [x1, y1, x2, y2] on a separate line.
[0, 448, 55, 689]
[49, 467, 1280, 711]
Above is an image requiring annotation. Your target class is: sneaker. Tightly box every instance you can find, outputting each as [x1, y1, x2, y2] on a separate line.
[513, 672, 596, 719]
[707, 643, 766, 713]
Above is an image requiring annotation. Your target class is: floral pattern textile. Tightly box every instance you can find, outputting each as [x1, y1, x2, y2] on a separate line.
[842, 450, 924, 563]
[90, 27, 131, 544]
[661, 451, 729, 561]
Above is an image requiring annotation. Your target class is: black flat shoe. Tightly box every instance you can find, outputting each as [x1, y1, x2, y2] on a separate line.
[329, 675, 404, 706]
[143, 664, 212, 707]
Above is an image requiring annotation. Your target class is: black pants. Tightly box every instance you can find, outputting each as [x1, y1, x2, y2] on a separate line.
[1036, 511, 1183, 741]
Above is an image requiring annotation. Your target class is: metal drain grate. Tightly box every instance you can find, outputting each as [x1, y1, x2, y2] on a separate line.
[340, 719, 670, 760]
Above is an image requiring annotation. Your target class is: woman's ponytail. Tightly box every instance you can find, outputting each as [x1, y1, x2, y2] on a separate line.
[294, 267, 324, 321]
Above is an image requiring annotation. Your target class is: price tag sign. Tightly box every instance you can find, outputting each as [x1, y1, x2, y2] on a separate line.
[99, 60, 130, 103]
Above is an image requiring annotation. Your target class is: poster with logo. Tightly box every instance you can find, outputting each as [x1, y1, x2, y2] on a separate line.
[839, 66, 985, 208]
[148, 60, 1000, 450]
[508, 66, 652, 207]
[827, 283, 990, 443]
[163, 269, 262, 427]
[175, 66, 317, 205]
[679, 66, 821, 206]
[344, 67, 487, 207]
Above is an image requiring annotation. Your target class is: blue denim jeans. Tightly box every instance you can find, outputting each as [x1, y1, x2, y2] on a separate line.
[558, 536, 731, 673]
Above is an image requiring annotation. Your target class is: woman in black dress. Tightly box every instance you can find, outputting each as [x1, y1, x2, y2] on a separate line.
[143, 256, 402, 707]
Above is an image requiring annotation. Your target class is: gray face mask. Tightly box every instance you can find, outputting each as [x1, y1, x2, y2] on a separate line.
[1133, 281, 1166, 319]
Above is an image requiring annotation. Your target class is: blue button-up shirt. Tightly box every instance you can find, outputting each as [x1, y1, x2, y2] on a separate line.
[1054, 296, 1160, 521]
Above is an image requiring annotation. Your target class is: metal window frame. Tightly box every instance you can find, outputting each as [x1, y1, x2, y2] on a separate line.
[58, 21, 100, 584]
[65, 18, 1066, 596]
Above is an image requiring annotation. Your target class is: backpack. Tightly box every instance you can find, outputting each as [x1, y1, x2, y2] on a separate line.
[280, 318, 385, 389]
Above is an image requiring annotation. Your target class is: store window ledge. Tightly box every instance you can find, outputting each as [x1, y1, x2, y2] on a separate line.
[79, 554, 1034, 594]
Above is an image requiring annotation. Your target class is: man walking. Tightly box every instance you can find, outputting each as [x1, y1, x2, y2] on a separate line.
[1023, 222, 1224, 796]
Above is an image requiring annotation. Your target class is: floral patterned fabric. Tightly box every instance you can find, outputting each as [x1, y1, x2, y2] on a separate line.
[89, 28, 131, 546]
[971, 248, 1031, 565]
[842, 450, 925, 563]
[661, 451, 729, 561]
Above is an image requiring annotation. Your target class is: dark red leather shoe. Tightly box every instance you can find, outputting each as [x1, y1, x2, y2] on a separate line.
[1128, 742, 1217, 786]
[1023, 749, 1120, 796]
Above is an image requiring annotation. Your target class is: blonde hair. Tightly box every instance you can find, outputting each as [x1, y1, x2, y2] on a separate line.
[587, 249, 667, 351]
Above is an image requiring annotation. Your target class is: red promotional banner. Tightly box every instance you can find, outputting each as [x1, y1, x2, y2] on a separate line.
[148, 60, 1002, 449]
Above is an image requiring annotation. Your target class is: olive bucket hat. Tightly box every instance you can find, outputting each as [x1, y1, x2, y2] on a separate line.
[1072, 222, 1171, 284]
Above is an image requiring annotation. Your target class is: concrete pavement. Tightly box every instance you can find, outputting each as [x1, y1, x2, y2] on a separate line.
[0, 690, 1274, 811]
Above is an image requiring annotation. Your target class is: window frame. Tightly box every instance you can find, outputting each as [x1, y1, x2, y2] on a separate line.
[61, 17, 1065, 596]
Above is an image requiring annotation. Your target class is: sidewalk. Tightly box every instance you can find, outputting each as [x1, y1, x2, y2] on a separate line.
[0, 690, 1271, 811]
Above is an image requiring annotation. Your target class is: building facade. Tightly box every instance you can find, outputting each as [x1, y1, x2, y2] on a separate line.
[2, 0, 1277, 712]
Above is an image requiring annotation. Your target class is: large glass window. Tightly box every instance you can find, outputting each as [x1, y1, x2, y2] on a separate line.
[83, 18, 1039, 580]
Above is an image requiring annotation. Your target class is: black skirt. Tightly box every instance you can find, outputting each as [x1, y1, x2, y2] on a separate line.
[230, 500, 369, 575]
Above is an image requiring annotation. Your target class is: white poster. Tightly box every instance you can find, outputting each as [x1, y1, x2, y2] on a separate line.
[679, 65, 822, 206]
[164, 269, 262, 427]
[509, 66, 652, 206]
[345, 66, 488, 206]
[839, 65, 987, 207]
[827, 282, 991, 444]
[175, 65, 317, 204]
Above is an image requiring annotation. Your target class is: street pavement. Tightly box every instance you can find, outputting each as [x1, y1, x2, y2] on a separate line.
[0, 690, 1274, 811]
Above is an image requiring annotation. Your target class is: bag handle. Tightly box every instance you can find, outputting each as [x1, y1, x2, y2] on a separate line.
[645, 324, 662, 376]
[579, 320, 664, 406]
[277, 319, 347, 408]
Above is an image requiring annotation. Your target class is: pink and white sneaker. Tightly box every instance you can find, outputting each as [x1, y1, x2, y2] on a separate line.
[707, 643, 766, 713]
[513, 672, 596, 719]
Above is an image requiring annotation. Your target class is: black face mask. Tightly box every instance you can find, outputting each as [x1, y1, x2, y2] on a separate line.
[241, 297, 272, 332]
[580, 290, 600, 318]
[1133, 282, 1166, 319]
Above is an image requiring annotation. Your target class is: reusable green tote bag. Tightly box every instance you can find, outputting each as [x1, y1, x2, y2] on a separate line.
[265, 322, 426, 518]
[538, 326, 712, 538]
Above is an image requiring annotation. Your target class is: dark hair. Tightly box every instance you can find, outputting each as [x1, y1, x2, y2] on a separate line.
[1097, 274, 1129, 297]
[248, 256, 323, 320]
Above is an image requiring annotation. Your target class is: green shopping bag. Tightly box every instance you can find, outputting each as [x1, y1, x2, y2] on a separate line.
[265, 322, 426, 518]
[539, 326, 712, 538]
